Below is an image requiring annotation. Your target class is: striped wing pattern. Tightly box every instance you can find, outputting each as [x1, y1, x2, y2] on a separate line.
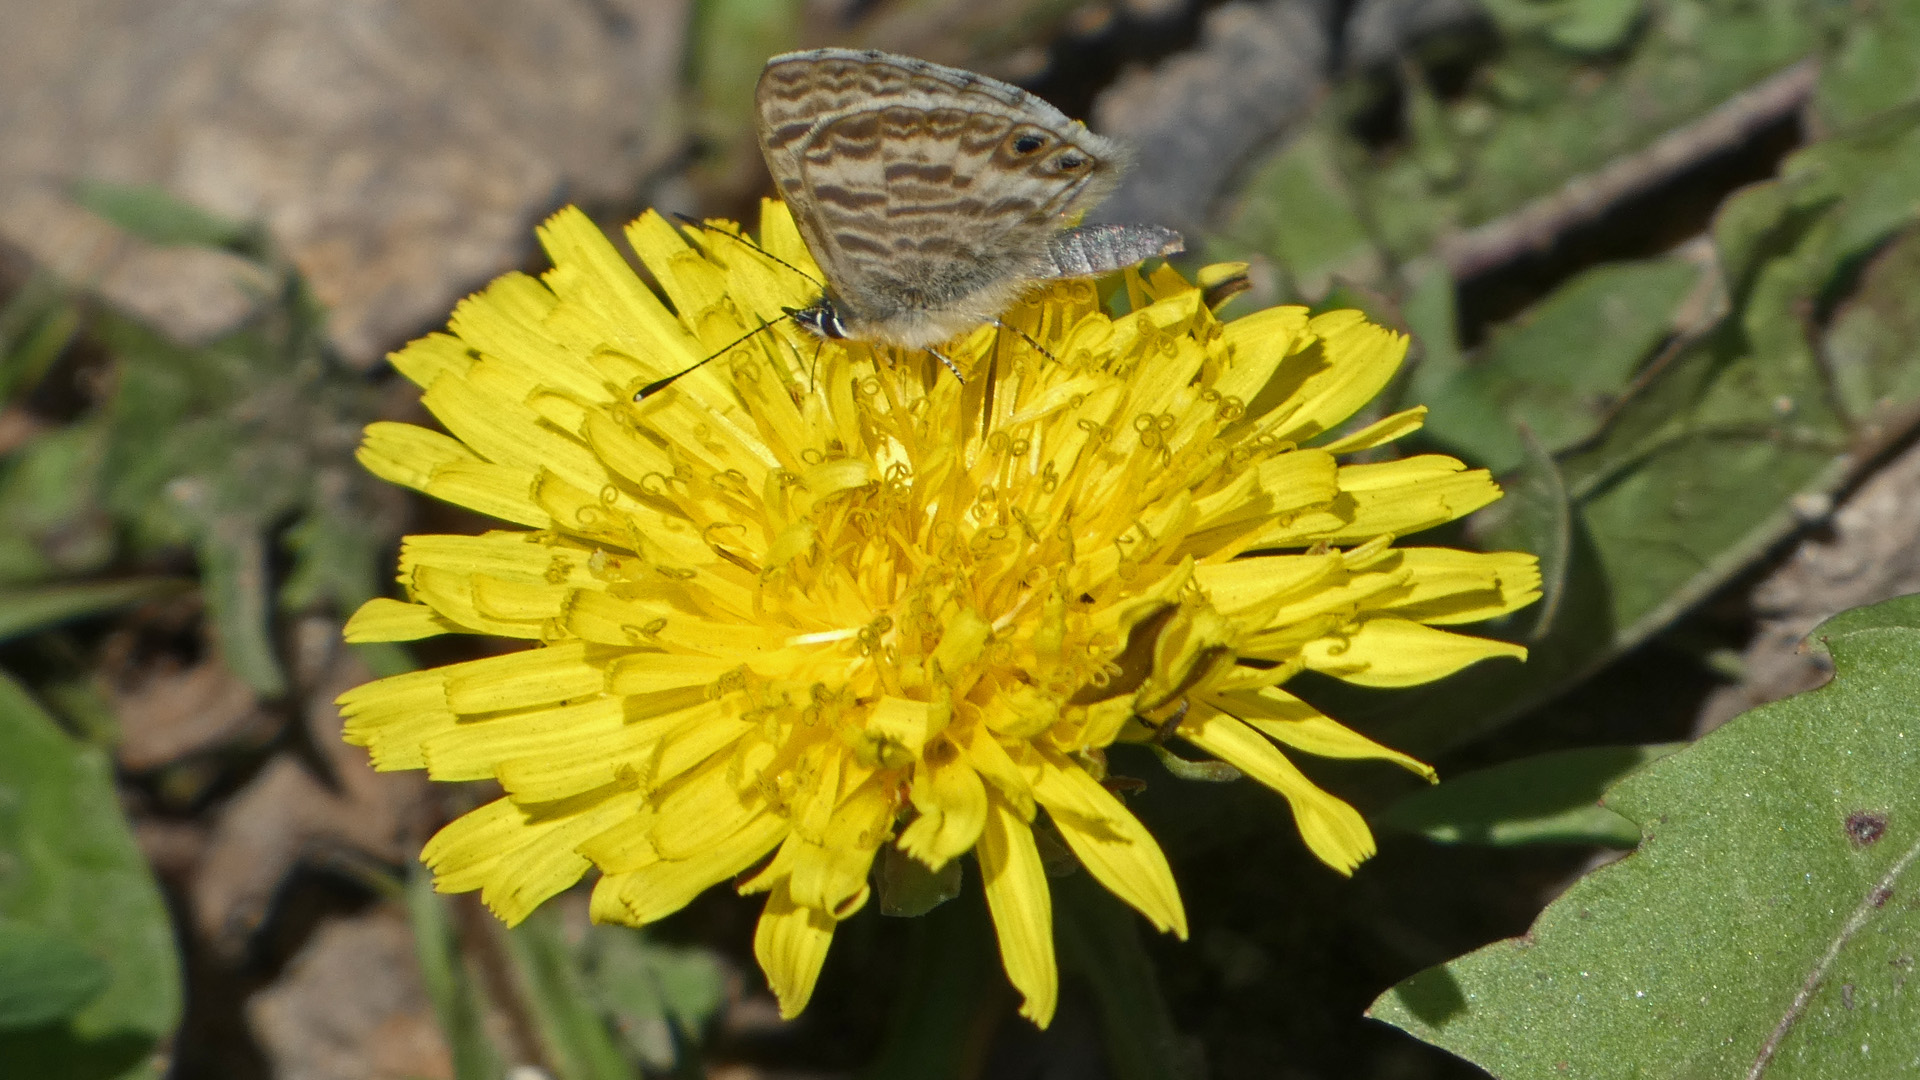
[755, 49, 1158, 348]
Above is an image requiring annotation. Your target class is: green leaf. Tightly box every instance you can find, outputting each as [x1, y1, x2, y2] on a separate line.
[71, 180, 261, 255]
[1220, 126, 1383, 301]
[0, 424, 112, 585]
[1812, 0, 1920, 129]
[196, 523, 286, 696]
[1823, 225, 1920, 423]
[1397, 260, 1466, 407]
[0, 579, 191, 645]
[505, 907, 636, 1080]
[404, 867, 501, 1080]
[1369, 594, 1920, 1078]
[0, 922, 111, 1030]
[0, 671, 181, 1078]
[1374, 743, 1684, 847]
[578, 924, 726, 1072]
[1423, 257, 1702, 474]
[0, 274, 81, 405]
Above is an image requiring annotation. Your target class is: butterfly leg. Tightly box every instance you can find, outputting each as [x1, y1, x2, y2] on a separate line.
[989, 317, 1056, 362]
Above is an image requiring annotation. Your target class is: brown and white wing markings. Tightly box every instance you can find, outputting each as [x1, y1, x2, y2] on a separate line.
[757, 49, 1150, 348]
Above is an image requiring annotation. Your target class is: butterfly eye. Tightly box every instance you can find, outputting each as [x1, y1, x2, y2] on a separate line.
[1012, 133, 1047, 154]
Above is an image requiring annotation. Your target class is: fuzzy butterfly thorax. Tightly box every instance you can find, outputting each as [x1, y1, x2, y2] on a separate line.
[756, 49, 1184, 351]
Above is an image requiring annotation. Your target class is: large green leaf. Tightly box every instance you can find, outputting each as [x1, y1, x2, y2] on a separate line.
[0, 672, 181, 1078]
[1369, 594, 1920, 1078]
[0, 923, 111, 1031]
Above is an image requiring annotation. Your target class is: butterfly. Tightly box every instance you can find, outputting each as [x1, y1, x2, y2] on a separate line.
[757, 48, 1184, 352]
[637, 50, 1182, 399]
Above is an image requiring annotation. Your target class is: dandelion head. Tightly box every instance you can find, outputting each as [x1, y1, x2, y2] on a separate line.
[338, 202, 1540, 1025]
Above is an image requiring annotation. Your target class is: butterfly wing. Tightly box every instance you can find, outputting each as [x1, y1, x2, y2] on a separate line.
[756, 49, 1131, 346]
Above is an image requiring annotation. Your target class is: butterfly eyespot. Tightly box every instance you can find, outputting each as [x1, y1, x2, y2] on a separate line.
[1013, 134, 1046, 154]
[1058, 154, 1085, 170]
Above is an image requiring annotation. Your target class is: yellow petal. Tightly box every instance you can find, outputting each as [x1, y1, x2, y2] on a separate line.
[592, 810, 788, 925]
[1031, 750, 1187, 938]
[1299, 617, 1526, 687]
[898, 737, 989, 868]
[1375, 548, 1542, 625]
[357, 421, 481, 491]
[1180, 707, 1376, 874]
[343, 598, 459, 642]
[754, 879, 837, 1020]
[387, 332, 475, 390]
[537, 206, 693, 377]
[336, 667, 456, 770]
[1265, 313, 1408, 443]
[977, 793, 1057, 1027]
[1313, 406, 1427, 454]
[442, 642, 602, 715]
[423, 696, 626, 783]
[1211, 687, 1433, 781]
[424, 790, 643, 925]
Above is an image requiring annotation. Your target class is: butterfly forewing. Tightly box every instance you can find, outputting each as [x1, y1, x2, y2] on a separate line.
[755, 49, 1153, 349]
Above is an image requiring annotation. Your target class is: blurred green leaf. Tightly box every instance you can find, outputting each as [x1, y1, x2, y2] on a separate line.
[506, 908, 636, 1080]
[196, 523, 285, 696]
[689, 0, 800, 157]
[0, 424, 112, 585]
[73, 256, 389, 695]
[72, 181, 261, 255]
[1398, 260, 1466, 407]
[0, 274, 81, 405]
[0, 671, 181, 1078]
[0, 578, 190, 645]
[579, 924, 726, 1072]
[1364, 14, 1920, 754]
[0, 922, 111, 1031]
[1375, 743, 1684, 846]
[404, 867, 501, 1080]
[1370, 595, 1920, 1076]
[1423, 258, 1702, 473]
[1823, 225, 1920, 422]
[1812, 0, 1920, 129]
[1477, 0, 1645, 53]
[1220, 126, 1381, 301]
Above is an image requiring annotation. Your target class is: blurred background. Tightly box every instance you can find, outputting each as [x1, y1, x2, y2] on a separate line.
[2, 0, 1918, 1077]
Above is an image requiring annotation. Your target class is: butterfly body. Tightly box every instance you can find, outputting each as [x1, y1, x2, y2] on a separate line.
[756, 49, 1182, 351]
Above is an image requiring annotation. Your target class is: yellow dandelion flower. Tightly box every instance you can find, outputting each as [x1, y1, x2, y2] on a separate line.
[337, 202, 1540, 1026]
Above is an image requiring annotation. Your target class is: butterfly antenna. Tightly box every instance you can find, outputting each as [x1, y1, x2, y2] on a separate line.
[634, 316, 789, 401]
[671, 213, 828, 291]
